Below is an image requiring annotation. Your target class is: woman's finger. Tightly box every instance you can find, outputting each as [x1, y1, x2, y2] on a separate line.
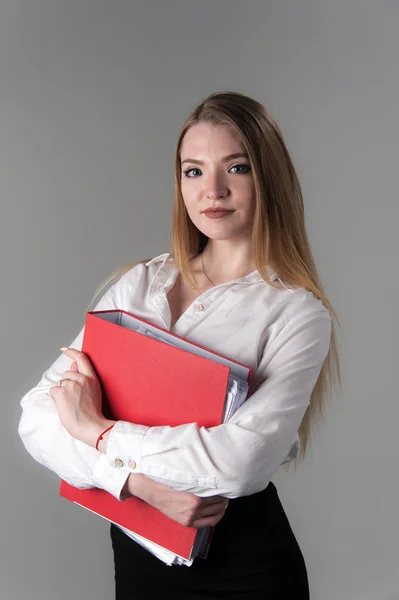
[70, 361, 79, 372]
[192, 510, 226, 529]
[60, 370, 84, 384]
[48, 371, 84, 399]
[60, 347, 94, 378]
[201, 495, 227, 507]
[196, 500, 228, 518]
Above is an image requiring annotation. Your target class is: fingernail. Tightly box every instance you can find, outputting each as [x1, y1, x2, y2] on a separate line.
[60, 347, 67, 351]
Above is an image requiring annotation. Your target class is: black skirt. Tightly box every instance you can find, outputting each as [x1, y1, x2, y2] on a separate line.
[110, 481, 310, 599]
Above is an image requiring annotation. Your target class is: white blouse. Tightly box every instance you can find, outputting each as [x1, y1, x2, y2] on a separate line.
[18, 252, 332, 501]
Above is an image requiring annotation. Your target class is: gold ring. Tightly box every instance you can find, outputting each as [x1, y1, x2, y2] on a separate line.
[58, 378, 70, 387]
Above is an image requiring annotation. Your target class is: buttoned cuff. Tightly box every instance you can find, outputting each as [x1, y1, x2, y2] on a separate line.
[92, 453, 130, 501]
[103, 420, 149, 476]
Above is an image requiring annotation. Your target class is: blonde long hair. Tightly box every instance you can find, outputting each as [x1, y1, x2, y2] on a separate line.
[87, 91, 341, 461]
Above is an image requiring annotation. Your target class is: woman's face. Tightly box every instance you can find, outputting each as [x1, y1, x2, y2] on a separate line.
[179, 122, 256, 242]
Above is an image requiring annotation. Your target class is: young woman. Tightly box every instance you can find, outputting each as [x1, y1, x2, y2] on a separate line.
[19, 91, 340, 599]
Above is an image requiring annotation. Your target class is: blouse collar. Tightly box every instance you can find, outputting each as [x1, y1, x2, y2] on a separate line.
[145, 252, 280, 285]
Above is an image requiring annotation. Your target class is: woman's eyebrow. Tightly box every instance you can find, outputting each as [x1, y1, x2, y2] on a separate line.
[181, 152, 249, 166]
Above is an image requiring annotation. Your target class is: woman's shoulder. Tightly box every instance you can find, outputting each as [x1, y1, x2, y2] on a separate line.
[115, 252, 171, 286]
[281, 285, 332, 325]
[262, 276, 331, 327]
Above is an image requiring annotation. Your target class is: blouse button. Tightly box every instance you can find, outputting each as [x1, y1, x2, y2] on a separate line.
[128, 460, 137, 470]
[114, 458, 124, 468]
[195, 303, 204, 312]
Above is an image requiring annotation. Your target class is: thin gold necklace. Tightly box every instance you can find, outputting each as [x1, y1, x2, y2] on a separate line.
[201, 253, 216, 286]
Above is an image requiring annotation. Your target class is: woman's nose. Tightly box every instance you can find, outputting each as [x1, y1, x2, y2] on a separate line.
[204, 173, 229, 199]
[206, 189, 228, 200]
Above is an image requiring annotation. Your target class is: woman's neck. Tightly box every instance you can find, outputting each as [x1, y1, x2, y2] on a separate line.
[195, 241, 257, 285]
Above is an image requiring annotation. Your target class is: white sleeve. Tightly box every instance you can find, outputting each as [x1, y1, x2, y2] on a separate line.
[100, 309, 332, 499]
[18, 280, 130, 500]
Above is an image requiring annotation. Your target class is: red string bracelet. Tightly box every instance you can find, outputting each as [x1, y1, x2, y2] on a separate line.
[95, 424, 115, 451]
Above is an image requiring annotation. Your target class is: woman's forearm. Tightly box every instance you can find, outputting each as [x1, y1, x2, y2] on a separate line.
[122, 473, 154, 502]
[123, 473, 228, 529]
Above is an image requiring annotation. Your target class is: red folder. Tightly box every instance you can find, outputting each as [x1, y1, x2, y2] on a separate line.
[60, 309, 252, 562]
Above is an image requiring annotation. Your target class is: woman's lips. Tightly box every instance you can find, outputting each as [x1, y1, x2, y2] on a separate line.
[203, 209, 235, 219]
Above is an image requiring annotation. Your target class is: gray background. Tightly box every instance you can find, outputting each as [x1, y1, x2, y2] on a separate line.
[2, 1, 398, 598]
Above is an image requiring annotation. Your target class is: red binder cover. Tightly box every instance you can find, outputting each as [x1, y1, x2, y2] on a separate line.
[60, 309, 252, 561]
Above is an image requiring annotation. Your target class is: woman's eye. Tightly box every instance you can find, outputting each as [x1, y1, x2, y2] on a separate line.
[229, 163, 251, 174]
[182, 164, 251, 178]
[183, 167, 202, 178]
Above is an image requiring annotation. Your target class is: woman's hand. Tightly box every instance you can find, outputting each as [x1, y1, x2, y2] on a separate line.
[49, 348, 113, 447]
[126, 474, 229, 528]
